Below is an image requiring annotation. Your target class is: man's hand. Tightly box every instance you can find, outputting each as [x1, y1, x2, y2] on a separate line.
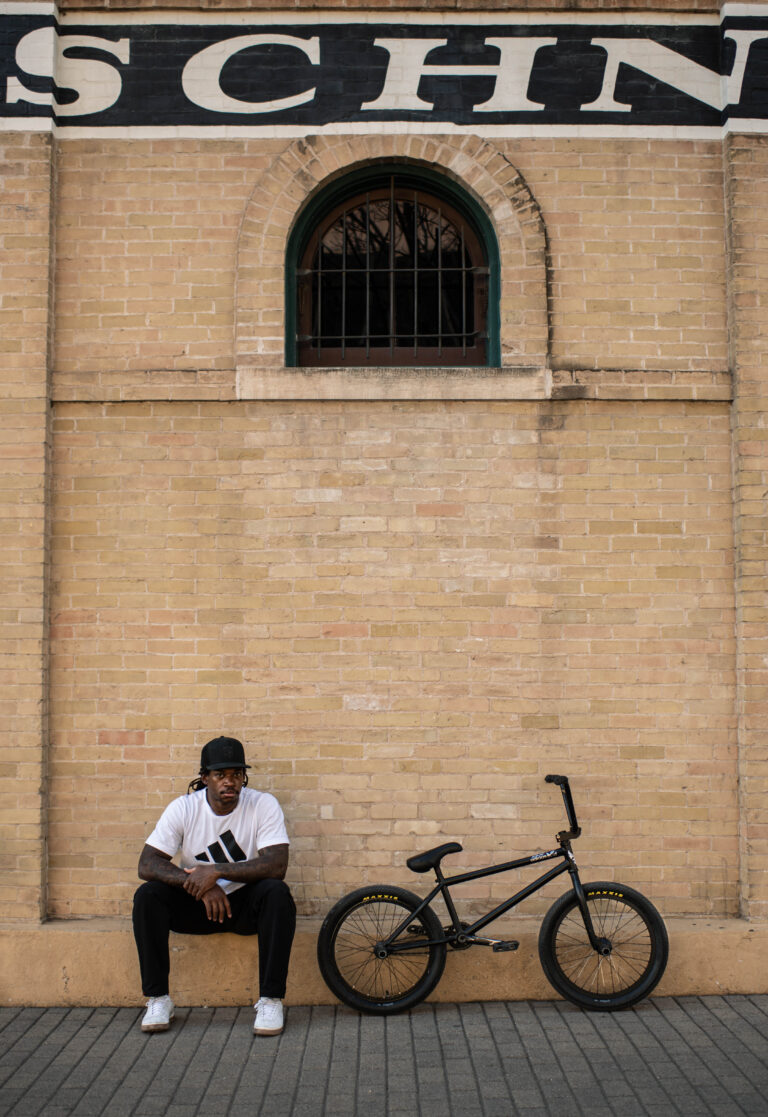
[183, 864, 223, 899]
[201, 884, 232, 923]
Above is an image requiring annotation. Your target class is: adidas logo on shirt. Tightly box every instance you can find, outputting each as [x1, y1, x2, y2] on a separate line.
[194, 830, 246, 865]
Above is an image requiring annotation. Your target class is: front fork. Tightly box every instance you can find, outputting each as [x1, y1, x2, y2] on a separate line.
[567, 852, 613, 956]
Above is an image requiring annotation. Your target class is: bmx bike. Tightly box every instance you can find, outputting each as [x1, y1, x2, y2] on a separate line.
[317, 774, 668, 1014]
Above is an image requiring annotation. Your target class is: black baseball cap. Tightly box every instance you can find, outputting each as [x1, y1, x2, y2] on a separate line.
[200, 736, 250, 771]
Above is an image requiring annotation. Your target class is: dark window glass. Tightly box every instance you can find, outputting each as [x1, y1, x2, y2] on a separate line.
[297, 177, 488, 367]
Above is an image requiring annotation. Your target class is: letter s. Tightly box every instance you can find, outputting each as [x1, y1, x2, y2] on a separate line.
[6, 27, 130, 117]
[6, 26, 56, 107]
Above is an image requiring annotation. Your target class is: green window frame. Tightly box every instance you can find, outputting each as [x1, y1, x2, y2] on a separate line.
[285, 164, 501, 368]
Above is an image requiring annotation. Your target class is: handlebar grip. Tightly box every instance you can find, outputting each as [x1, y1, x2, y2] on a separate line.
[545, 774, 567, 786]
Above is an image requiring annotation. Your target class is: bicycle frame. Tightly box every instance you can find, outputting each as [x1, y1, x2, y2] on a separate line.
[377, 848, 572, 954]
[376, 774, 605, 957]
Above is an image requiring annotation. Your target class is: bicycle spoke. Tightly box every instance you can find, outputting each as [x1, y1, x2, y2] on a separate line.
[553, 898, 653, 996]
[333, 900, 431, 998]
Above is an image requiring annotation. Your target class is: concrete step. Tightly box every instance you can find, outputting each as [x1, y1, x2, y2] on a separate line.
[1, 917, 766, 1007]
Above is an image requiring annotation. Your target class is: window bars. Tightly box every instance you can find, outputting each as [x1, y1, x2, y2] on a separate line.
[298, 177, 487, 367]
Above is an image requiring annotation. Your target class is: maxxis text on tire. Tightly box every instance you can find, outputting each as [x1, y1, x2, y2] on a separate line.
[316, 885, 446, 1015]
[538, 880, 669, 1011]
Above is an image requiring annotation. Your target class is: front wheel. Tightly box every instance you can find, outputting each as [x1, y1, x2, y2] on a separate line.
[538, 881, 668, 1011]
[317, 885, 446, 1015]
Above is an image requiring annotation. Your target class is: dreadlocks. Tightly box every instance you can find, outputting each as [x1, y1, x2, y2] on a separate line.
[187, 768, 248, 795]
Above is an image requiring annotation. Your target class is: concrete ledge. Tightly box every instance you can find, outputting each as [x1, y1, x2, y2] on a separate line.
[2, 917, 766, 1007]
[236, 365, 549, 401]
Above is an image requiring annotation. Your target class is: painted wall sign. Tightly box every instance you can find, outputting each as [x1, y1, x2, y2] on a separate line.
[2, 5, 768, 136]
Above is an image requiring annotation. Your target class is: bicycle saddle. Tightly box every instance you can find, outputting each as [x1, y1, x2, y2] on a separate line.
[406, 842, 463, 873]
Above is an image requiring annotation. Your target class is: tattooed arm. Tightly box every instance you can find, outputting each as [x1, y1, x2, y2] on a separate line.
[182, 844, 289, 899]
[138, 843, 188, 887]
[137, 843, 233, 923]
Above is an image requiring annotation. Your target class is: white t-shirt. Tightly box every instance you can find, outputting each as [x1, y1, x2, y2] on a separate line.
[146, 786, 290, 894]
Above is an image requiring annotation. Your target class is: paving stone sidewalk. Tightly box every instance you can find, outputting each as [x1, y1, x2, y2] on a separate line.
[1, 996, 767, 1117]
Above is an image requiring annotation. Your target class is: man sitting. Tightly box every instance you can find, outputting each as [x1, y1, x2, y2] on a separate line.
[132, 736, 296, 1036]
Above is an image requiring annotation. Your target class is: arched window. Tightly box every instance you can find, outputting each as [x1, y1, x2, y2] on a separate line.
[287, 168, 499, 367]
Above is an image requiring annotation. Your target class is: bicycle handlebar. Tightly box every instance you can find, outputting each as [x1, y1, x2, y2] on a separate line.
[544, 773, 581, 842]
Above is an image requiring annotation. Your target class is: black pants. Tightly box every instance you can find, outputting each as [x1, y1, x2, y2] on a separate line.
[132, 878, 296, 999]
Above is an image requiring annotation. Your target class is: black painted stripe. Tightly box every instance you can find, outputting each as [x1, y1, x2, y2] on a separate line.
[207, 841, 228, 864]
[220, 830, 247, 862]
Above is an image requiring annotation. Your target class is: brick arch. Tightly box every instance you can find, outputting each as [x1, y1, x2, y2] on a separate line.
[235, 134, 549, 369]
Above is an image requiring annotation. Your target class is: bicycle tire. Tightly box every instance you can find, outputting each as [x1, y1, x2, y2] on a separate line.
[538, 880, 668, 1011]
[317, 885, 447, 1015]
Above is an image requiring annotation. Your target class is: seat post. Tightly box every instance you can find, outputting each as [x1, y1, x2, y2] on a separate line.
[434, 865, 463, 932]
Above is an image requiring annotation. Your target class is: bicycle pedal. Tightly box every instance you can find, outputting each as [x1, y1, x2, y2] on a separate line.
[492, 940, 519, 953]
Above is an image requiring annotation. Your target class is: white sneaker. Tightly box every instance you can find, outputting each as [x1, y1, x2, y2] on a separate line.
[253, 997, 284, 1036]
[141, 995, 175, 1032]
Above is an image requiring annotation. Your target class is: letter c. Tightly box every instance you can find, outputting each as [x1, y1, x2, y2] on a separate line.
[182, 34, 320, 114]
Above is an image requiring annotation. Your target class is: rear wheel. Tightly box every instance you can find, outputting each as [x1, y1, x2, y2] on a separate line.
[317, 885, 446, 1015]
[538, 881, 668, 1011]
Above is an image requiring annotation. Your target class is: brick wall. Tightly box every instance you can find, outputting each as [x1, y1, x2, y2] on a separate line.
[0, 132, 54, 921]
[53, 138, 727, 383]
[48, 399, 737, 919]
[3, 3, 767, 942]
[54, 140, 279, 378]
[725, 133, 768, 920]
[529, 139, 728, 373]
